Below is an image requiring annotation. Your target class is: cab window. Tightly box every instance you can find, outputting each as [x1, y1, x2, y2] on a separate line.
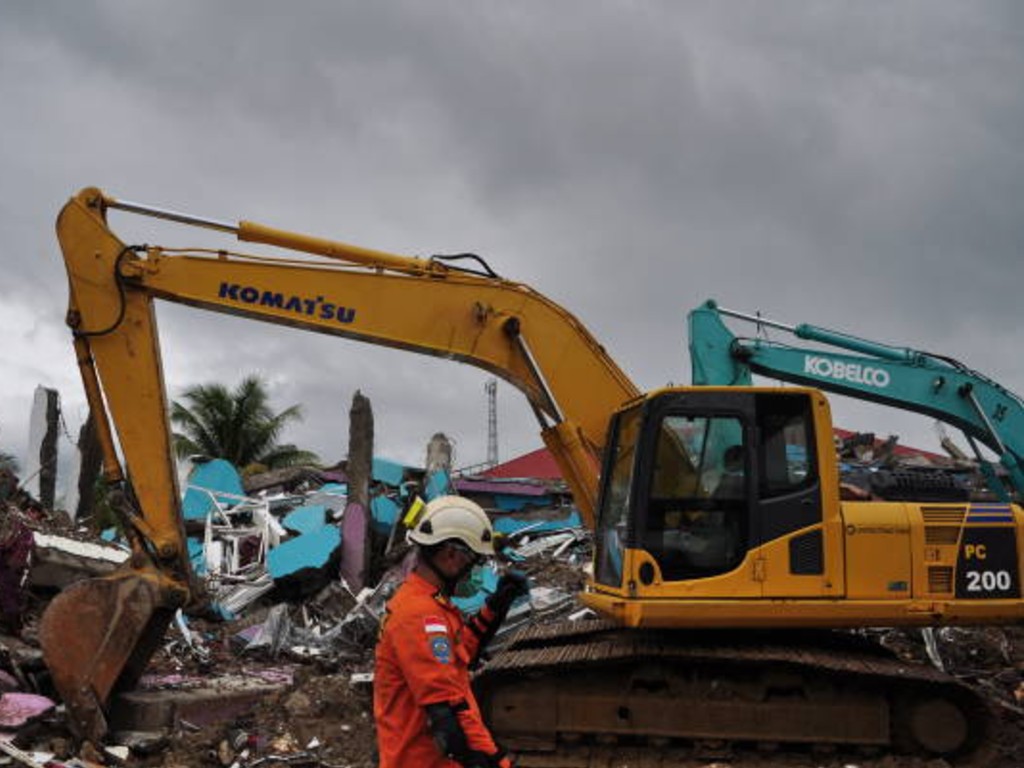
[644, 414, 747, 580]
[594, 406, 642, 587]
[757, 393, 815, 498]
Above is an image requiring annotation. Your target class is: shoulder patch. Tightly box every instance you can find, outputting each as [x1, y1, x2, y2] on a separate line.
[429, 635, 452, 664]
[424, 614, 451, 663]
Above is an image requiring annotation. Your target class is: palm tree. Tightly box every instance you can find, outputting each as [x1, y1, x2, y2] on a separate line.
[171, 375, 319, 472]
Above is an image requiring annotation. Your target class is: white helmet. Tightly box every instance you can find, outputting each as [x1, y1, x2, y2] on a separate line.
[407, 495, 496, 556]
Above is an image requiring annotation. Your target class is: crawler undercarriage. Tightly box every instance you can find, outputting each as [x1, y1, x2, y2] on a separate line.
[476, 621, 993, 767]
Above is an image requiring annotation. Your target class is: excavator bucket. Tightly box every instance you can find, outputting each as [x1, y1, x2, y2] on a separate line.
[38, 569, 177, 744]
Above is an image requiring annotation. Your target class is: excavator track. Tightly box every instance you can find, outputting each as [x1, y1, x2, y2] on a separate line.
[476, 620, 995, 768]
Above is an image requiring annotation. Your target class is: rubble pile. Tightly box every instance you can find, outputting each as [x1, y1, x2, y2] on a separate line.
[0, 457, 595, 767]
[1, 443, 1024, 767]
[834, 429, 996, 504]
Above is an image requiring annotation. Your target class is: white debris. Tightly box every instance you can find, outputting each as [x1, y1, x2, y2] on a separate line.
[514, 531, 576, 558]
[568, 607, 596, 622]
[216, 571, 275, 616]
[27, 532, 129, 589]
[104, 745, 130, 761]
[31, 533, 128, 564]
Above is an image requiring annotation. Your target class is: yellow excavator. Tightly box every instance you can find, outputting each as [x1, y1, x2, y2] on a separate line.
[42, 187, 1024, 765]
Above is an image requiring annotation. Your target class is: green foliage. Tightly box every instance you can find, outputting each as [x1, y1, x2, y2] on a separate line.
[0, 450, 18, 475]
[88, 477, 121, 535]
[171, 374, 320, 473]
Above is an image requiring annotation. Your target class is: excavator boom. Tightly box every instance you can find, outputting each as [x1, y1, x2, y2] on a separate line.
[42, 187, 638, 741]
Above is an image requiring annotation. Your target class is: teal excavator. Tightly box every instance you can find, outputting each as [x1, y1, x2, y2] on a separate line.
[688, 299, 1024, 502]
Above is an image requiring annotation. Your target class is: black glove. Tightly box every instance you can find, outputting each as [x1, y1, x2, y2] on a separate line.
[463, 752, 514, 768]
[426, 702, 514, 767]
[486, 570, 530, 618]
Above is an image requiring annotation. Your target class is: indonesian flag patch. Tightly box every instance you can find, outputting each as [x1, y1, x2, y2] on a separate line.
[424, 615, 451, 664]
[424, 616, 448, 635]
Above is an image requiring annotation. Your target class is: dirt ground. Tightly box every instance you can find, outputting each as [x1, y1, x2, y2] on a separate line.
[153, 669, 377, 768]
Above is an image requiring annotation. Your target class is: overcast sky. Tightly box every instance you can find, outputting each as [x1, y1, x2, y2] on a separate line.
[2, 2, 1023, 494]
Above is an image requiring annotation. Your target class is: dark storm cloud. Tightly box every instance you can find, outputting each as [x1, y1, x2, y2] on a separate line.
[1, 2, 1023, 476]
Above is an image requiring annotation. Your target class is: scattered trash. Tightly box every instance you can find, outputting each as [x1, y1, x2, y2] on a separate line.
[0, 693, 54, 729]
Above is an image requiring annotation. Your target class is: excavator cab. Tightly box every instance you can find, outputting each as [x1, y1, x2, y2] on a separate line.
[588, 387, 837, 624]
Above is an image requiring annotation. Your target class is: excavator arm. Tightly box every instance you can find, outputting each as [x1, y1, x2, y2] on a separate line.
[42, 187, 639, 741]
[688, 299, 1024, 499]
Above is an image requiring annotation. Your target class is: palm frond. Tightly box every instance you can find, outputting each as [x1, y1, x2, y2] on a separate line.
[170, 374, 315, 471]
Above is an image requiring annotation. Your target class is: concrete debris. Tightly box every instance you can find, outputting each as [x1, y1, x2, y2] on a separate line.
[66, 414, 102, 525]
[26, 532, 129, 589]
[510, 529, 578, 558]
[281, 505, 331, 536]
[266, 525, 341, 590]
[216, 571, 275, 617]
[182, 459, 247, 522]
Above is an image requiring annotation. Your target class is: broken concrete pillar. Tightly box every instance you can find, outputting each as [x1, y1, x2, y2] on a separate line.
[340, 391, 372, 592]
[25, 386, 60, 510]
[74, 413, 102, 523]
[425, 433, 453, 475]
[424, 432, 454, 499]
[62, 412, 102, 523]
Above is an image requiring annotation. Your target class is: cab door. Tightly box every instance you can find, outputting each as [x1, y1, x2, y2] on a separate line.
[752, 392, 833, 597]
[629, 391, 758, 588]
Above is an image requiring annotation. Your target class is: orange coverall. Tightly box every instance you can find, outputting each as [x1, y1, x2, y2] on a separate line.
[374, 571, 503, 767]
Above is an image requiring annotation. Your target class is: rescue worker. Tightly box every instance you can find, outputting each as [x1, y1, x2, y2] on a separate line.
[374, 495, 529, 768]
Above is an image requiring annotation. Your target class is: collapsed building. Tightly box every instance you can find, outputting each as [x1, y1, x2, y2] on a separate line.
[0, 419, 590, 767]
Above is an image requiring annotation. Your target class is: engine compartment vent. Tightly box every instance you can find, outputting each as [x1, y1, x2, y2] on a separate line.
[929, 566, 954, 594]
[925, 526, 961, 545]
[921, 506, 967, 525]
